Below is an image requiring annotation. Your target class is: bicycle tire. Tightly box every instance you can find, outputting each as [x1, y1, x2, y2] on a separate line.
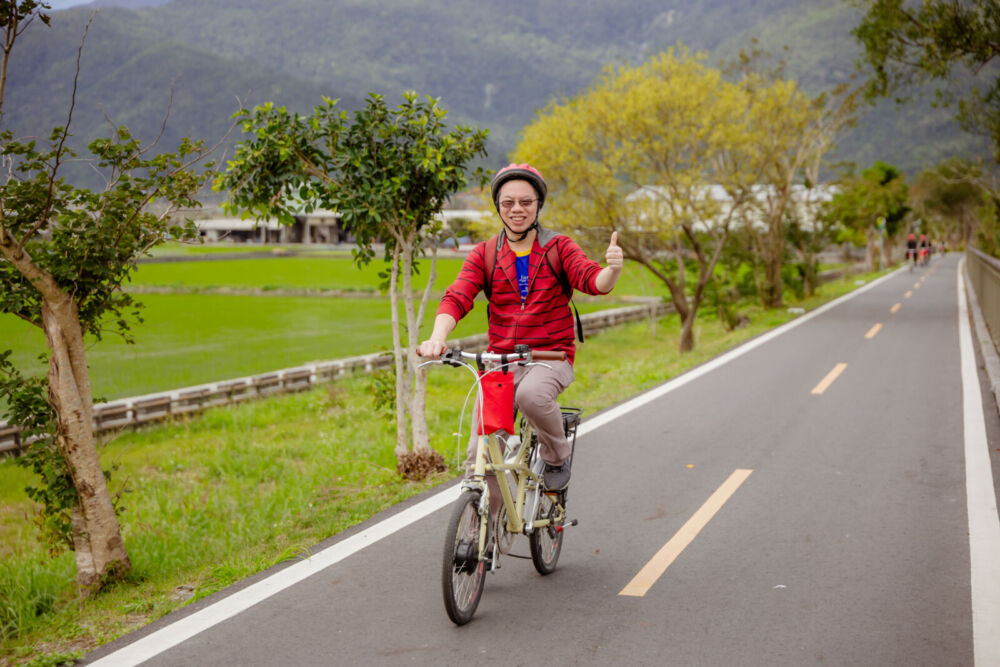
[442, 490, 487, 625]
[529, 492, 564, 575]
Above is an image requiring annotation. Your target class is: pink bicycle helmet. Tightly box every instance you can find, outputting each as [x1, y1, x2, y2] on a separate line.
[490, 163, 547, 211]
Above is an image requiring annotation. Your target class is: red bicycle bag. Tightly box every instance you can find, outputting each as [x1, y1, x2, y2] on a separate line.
[476, 369, 515, 435]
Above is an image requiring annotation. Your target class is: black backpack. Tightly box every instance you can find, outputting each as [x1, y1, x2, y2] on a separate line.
[481, 234, 584, 342]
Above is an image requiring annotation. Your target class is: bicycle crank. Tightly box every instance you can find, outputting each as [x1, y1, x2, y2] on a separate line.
[553, 518, 579, 534]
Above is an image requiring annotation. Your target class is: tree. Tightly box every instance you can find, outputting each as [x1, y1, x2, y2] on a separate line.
[824, 161, 909, 269]
[216, 92, 487, 478]
[853, 0, 1000, 160]
[784, 97, 858, 298]
[0, 3, 213, 595]
[910, 158, 989, 248]
[516, 49, 758, 353]
[731, 48, 859, 308]
[785, 183, 841, 298]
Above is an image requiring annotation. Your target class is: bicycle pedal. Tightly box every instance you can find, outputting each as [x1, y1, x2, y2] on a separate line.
[554, 519, 579, 533]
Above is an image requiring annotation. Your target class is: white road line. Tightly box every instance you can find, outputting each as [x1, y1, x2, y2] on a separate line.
[957, 258, 1000, 666]
[579, 269, 898, 434]
[89, 268, 901, 666]
[87, 487, 461, 666]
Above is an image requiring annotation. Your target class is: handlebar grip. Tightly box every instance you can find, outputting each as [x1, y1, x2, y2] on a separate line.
[414, 346, 449, 358]
[532, 350, 567, 361]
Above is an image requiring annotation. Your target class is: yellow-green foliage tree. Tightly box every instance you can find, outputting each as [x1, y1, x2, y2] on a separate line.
[910, 159, 989, 250]
[516, 49, 761, 353]
[824, 162, 909, 270]
[732, 52, 857, 308]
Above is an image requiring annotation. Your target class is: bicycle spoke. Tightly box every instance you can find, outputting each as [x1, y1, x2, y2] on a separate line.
[442, 491, 486, 624]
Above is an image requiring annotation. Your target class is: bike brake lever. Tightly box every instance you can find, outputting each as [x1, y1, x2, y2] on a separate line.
[440, 349, 465, 367]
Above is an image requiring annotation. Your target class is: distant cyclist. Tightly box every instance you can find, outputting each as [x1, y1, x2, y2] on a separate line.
[418, 163, 623, 490]
[906, 233, 917, 269]
[918, 233, 930, 266]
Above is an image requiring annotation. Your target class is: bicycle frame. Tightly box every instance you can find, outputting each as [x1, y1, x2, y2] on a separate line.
[465, 417, 557, 536]
[420, 347, 567, 563]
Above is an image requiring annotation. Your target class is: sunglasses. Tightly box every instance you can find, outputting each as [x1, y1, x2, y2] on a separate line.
[499, 198, 539, 210]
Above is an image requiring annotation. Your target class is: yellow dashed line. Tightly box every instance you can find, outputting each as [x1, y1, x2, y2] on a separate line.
[811, 362, 848, 395]
[619, 469, 753, 597]
[865, 323, 883, 339]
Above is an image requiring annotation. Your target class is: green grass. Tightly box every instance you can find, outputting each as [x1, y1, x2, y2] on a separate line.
[1, 295, 619, 401]
[1, 254, 660, 401]
[0, 267, 888, 664]
[131, 252, 664, 296]
[131, 256, 467, 292]
[146, 242, 290, 257]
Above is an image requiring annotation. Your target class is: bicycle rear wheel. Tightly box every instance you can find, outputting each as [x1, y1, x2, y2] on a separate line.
[442, 490, 487, 625]
[529, 492, 564, 575]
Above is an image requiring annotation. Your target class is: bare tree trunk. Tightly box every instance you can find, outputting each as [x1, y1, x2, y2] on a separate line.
[388, 245, 408, 459]
[665, 282, 692, 354]
[1, 236, 131, 595]
[801, 254, 818, 297]
[762, 254, 784, 308]
[410, 247, 436, 456]
[401, 237, 430, 454]
[761, 206, 786, 309]
[42, 299, 130, 595]
[866, 231, 879, 271]
[679, 311, 696, 353]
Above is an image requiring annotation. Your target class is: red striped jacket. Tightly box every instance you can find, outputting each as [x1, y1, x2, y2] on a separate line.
[437, 227, 606, 364]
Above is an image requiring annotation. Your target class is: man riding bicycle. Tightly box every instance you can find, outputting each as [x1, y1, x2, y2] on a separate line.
[418, 163, 623, 490]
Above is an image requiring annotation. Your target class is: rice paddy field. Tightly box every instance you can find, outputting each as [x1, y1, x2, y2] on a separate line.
[134, 244, 664, 295]
[0, 245, 662, 401]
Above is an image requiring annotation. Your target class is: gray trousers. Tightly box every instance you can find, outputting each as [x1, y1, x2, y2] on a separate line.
[465, 359, 575, 476]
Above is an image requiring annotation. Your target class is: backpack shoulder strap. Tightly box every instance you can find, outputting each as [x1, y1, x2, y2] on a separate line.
[542, 235, 573, 300]
[542, 236, 584, 343]
[482, 234, 502, 300]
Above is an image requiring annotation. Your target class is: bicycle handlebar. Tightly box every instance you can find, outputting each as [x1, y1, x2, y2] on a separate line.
[416, 346, 567, 366]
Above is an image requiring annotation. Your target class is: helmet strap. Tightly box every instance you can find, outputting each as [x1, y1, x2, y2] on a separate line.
[501, 218, 539, 242]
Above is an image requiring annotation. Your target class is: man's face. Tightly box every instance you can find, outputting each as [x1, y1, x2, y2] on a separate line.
[497, 180, 539, 234]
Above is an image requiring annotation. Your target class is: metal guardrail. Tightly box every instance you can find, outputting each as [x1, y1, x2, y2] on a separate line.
[0, 302, 669, 455]
[966, 248, 1000, 353]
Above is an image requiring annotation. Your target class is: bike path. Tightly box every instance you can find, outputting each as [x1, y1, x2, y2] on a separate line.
[85, 254, 997, 666]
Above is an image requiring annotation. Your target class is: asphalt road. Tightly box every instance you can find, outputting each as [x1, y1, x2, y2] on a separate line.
[85, 253, 1000, 666]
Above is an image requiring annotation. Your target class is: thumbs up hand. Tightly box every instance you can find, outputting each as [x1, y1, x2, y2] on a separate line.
[605, 231, 623, 270]
[596, 231, 623, 294]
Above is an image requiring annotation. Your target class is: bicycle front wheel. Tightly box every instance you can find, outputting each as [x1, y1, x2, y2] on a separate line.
[529, 492, 564, 575]
[442, 490, 487, 625]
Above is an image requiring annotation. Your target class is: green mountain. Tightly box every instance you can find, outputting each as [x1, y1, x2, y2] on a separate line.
[1, 0, 990, 192]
